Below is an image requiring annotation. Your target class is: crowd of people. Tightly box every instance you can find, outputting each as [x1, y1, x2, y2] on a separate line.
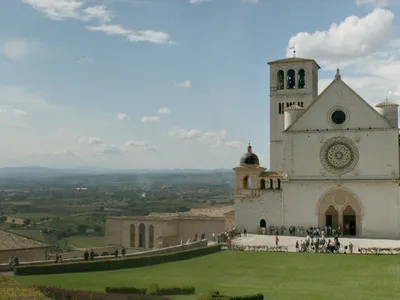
[261, 225, 342, 237]
[295, 235, 353, 254]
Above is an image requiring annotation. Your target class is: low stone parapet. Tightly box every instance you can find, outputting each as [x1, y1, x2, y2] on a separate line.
[0, 240, 208, 272]
[230, 245, 289, 252]
[359, 247, 400, 255]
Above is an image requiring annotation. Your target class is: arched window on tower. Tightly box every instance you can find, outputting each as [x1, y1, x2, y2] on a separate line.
[277, 179, 281, 190]
[243, 176, 249, 189]
[277, 70, 284, 90]
[287, 69, 295, 89]
[298, 69, 305, 89]
[248, 177, 253, 188]
[260, 179, 266, 190]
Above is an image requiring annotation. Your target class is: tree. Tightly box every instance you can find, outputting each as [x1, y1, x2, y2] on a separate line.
[0, 216, 6, 223]
[77, 224, 88, 234]
[23, 219, 31, 225]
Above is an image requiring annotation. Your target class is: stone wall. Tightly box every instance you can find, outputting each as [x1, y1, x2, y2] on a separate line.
[0, 247, 49, 264]
[0, 239, 209, 272]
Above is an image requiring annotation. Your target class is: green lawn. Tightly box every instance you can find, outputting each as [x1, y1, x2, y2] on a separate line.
[16, 251, 400, 300]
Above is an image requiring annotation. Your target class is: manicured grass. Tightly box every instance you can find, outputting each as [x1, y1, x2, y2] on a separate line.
[62, 236, 106, 249]
[16, 251, 400, 300]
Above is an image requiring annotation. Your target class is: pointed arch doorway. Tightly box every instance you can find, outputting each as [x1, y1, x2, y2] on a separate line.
[317, 188, 363, 236]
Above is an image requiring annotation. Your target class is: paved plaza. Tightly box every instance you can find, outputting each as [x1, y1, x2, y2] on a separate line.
[232, 234, 400, 252]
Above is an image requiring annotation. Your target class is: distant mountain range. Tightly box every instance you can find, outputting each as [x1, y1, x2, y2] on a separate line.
[0, 166, 232, 179]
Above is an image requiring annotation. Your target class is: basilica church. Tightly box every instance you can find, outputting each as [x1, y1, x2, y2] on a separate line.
[234, 56, 400, 239]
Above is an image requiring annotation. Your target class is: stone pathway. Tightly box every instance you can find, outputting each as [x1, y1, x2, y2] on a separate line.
[232, 234, 400, 252]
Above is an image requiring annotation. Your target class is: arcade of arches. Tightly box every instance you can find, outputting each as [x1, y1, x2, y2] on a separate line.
[129, 223, 155, 248]
[317, 189, 363, 236]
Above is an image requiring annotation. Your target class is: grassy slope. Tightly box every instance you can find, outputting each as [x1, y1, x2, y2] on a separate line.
[16, 251, 400, 300]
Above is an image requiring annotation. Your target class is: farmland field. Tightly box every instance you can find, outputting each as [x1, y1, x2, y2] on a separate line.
[17, 251, 400, 300]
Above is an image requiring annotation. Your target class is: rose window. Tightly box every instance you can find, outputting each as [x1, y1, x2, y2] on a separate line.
[320, 136, 359, 175]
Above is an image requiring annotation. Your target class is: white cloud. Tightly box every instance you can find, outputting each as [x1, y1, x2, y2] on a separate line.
[79, 137, 105, 145]
[243, 0, 259, 3]
[12, 109, 28, 116]
[169, 128, 240, 148]
[286, 9, 394, 65]
[116, 113, 129, 120]
[23, 1, 174, 45]
[125, 140, 157, 151]
[23, 0, 112, 22]
[97, 145, 122, 155]
[355, 0, 389, 7]
[86, 25, 174, 44]
[77, 56, 93, 64]
[23, 0, 84, 20]
[82, 5, 113, 22]
[3, 38, 29, 61]
[158, 107, 171, 114]
[141, 116, 160, 123]
[189, 0, 212, 4]
[226, 141, 245, 149]
[174, 80, 191, 88]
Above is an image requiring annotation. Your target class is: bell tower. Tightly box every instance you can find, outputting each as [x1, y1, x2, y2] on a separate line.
[267, 56, 320, 171]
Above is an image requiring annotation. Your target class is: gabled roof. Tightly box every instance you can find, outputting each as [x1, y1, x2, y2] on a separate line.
[283, 77, 394, 132]
[268, 57, 321, 69]
[0, 230, 52, 251]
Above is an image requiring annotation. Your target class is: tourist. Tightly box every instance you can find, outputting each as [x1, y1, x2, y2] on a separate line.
[90, 249, 95, 260]
[349, 241, 353, 254]
[13, 256, 19, 267]
[55, 253, 59, 263]
[121, 247, 126, 256]
[275, 235, 279, 247]
[8, 256, 13, 268]
[114, 248, 119, 258]
[212, 232, 216, 242]
[59, 255, 63, 263]
[244, 227, 247, 236]
[295, 241, 299, 252]
[83, 250, 89, 261]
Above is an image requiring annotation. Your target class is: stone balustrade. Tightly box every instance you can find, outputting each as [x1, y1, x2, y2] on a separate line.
[0, 239, 208, 272]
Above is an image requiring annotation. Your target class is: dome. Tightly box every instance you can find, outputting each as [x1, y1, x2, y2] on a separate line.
[240, 144, 259, 165]
[375, 99, 399, 108]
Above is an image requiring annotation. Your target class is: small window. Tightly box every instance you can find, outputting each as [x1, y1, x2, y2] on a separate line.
[287, 69, 295, 89]
[277, 70, 284, 90]
[331, 110, 346, 125]
[298, 69, 305, 89]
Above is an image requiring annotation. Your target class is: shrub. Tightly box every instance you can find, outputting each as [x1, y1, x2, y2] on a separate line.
[105, 287, 146, 294]
[106, 286, 195, 296]
[15, 244, 221, 276]
[197, 291, 263, 300]
[158, 286, 195, 295]
[0, 275, 46, 300]
[197, 290, 229, 300]
[146, 284, 159, 295]
[36, 286, 172, 300]
[229, 294, 264, 300]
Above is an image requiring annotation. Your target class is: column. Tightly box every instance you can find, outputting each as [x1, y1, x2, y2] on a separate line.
[338, 210, 344, 237]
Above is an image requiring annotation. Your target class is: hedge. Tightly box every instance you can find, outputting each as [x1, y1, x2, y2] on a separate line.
[229, 294, 264, 300]
[106, 285, 195, 295]
[15, 245, 221, 276]
[35, 286, 173, 300]
[197, 291, 264, 300]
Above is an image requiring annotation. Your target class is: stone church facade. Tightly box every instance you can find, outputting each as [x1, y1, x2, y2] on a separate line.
[234, 56, 400, 239]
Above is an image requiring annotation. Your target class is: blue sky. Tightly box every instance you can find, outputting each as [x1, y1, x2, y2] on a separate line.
[0, 0, 399, 169]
